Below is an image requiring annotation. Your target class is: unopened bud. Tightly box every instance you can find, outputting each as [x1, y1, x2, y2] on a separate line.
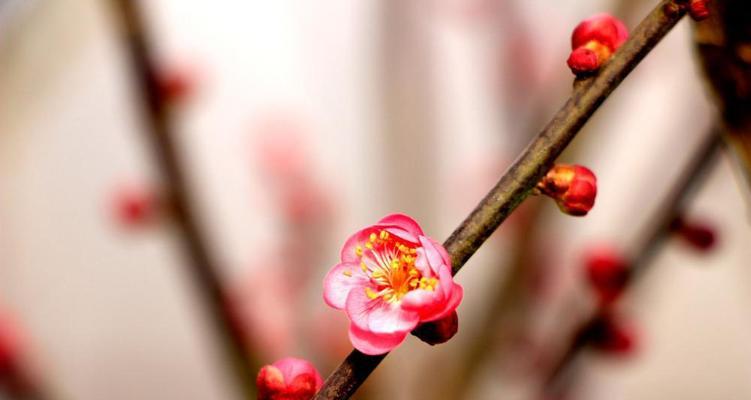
[411, 311, 459, 346]
[586, 312, 636, 356]
[670, 216, 717, 252]
[257, 357, 323, 400]
[584, 246, 630, 305]
[567, 14, 628, 75]
[688, 0, 710, 21]
[537, 164, 597, 216]
[111, 183, 160, 228]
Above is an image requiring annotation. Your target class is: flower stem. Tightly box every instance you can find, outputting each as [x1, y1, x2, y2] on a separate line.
[542, 128, 722, 397]
[109, 1, 258, 398]
[315, 1, 688, 399]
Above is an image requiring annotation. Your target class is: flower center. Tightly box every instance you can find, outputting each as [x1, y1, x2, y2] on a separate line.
[353, 229, 438, 303]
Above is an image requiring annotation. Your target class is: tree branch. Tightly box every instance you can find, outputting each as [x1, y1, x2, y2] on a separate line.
[315, 2, 688, 399]
[541, 128, 722, 397]
[109, 1, 258, 398]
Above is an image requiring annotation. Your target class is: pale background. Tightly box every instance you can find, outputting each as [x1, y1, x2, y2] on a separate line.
[1, 0, 750, 399]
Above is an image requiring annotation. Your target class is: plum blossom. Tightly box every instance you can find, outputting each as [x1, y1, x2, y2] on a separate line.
[323, 214, 463, 355]
[256, 357, 323, 400]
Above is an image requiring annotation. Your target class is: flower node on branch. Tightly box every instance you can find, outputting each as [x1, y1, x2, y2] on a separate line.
[257, 358, 323, 400]
[567, 13, 629, 76]
[536, 164, 597, 216]
[323, 214, 463, 355]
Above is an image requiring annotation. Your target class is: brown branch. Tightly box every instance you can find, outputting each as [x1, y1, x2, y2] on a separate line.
[541, 128, 723, 397]
[109, 1, 258, 399]
[314, 2, 688, 399]
[695, 0, 751, 208]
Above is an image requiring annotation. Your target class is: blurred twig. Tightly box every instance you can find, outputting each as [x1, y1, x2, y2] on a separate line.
[541, 128, 722, 398]
[109, 1, 258, 398]
[695, 0, 751, 214]
[314, 2, 688, 399]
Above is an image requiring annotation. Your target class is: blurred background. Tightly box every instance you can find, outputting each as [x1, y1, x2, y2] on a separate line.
[1, 0, 750, 399]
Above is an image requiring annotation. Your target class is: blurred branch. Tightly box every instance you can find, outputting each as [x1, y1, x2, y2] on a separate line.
[314, 2, 688, 399]
[109, 1, 258, 399]
[541, 128, 722, 397]
[695, 0, 751, 212]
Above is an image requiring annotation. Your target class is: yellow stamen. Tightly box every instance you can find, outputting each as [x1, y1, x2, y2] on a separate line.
[360, 262, 368, 273]
[379, 230, 389, 240]
[365, 287, 379, 300]
[369, 233, 377, 242]
[355, 246, 363, 257]
[343, 270, 352, 277]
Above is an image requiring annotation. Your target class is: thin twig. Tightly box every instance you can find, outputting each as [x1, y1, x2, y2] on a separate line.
[695, 0, 751, 213]
[542, 129, 723, 397]
[314, 2, 688, 399]
[109, 2, 258, 399]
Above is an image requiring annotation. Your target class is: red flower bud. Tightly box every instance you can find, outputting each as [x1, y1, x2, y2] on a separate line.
[670, 217, 717, 252]
[585, 246, 630, 305]
[111, 184, 159, 228]
[411, 311, 459, 346]
[586, 312, 637, 356]
[688, 0, 710, 21]
[257, 358, 323, 400]
[567, 14, 628, 75]
[584, 246, 630, 305]
[537, 164, 597, 216]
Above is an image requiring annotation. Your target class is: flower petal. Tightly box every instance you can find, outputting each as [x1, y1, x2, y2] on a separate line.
[419, 236, 450, 275]
[345, 288, 419, 334]
[272, 357, 322, 389]
[348, 323, 408, 355]
[323, 262, 369, 310]
[401, 288, 446, 321]
[378, 213, 424, 237]
[425, 282, 463, 322]
[340, 229, 367, 264]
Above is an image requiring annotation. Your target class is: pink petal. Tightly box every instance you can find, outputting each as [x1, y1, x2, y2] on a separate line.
[381, 226, 419, 243]
[345, 288, 419, 334]
[272, 357, 322, 387]
[323, 262, 369, 310]
[348, 323, 408, 355]
[340, 229, 367, 264]
[401, 288, 446, 321]
[419, 236, 450, 275]
[378, 214, 424, 237]
[425, 282, 463, 322]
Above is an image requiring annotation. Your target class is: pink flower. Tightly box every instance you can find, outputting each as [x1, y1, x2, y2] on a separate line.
[323, 214, 463, 355]
[256, 357, 323, 400]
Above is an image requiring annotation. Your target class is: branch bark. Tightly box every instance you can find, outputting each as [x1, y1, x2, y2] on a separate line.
[315, 2, 688, 399]
[109, 1, 258, 398]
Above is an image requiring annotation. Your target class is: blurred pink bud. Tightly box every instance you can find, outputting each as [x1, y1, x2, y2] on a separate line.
[411, 310, 459, 346]
[537, 164, 597, 216]
[257, 357, 323, 400]
[567, 14, 628, 75]
[670, 216, 717, 252]
[157, 64, 200, 103]
[584, 245, 629, 305]
[111, 184, 159, 228]
[587, 312, 637, 356]
[323, 214, 463, 355]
